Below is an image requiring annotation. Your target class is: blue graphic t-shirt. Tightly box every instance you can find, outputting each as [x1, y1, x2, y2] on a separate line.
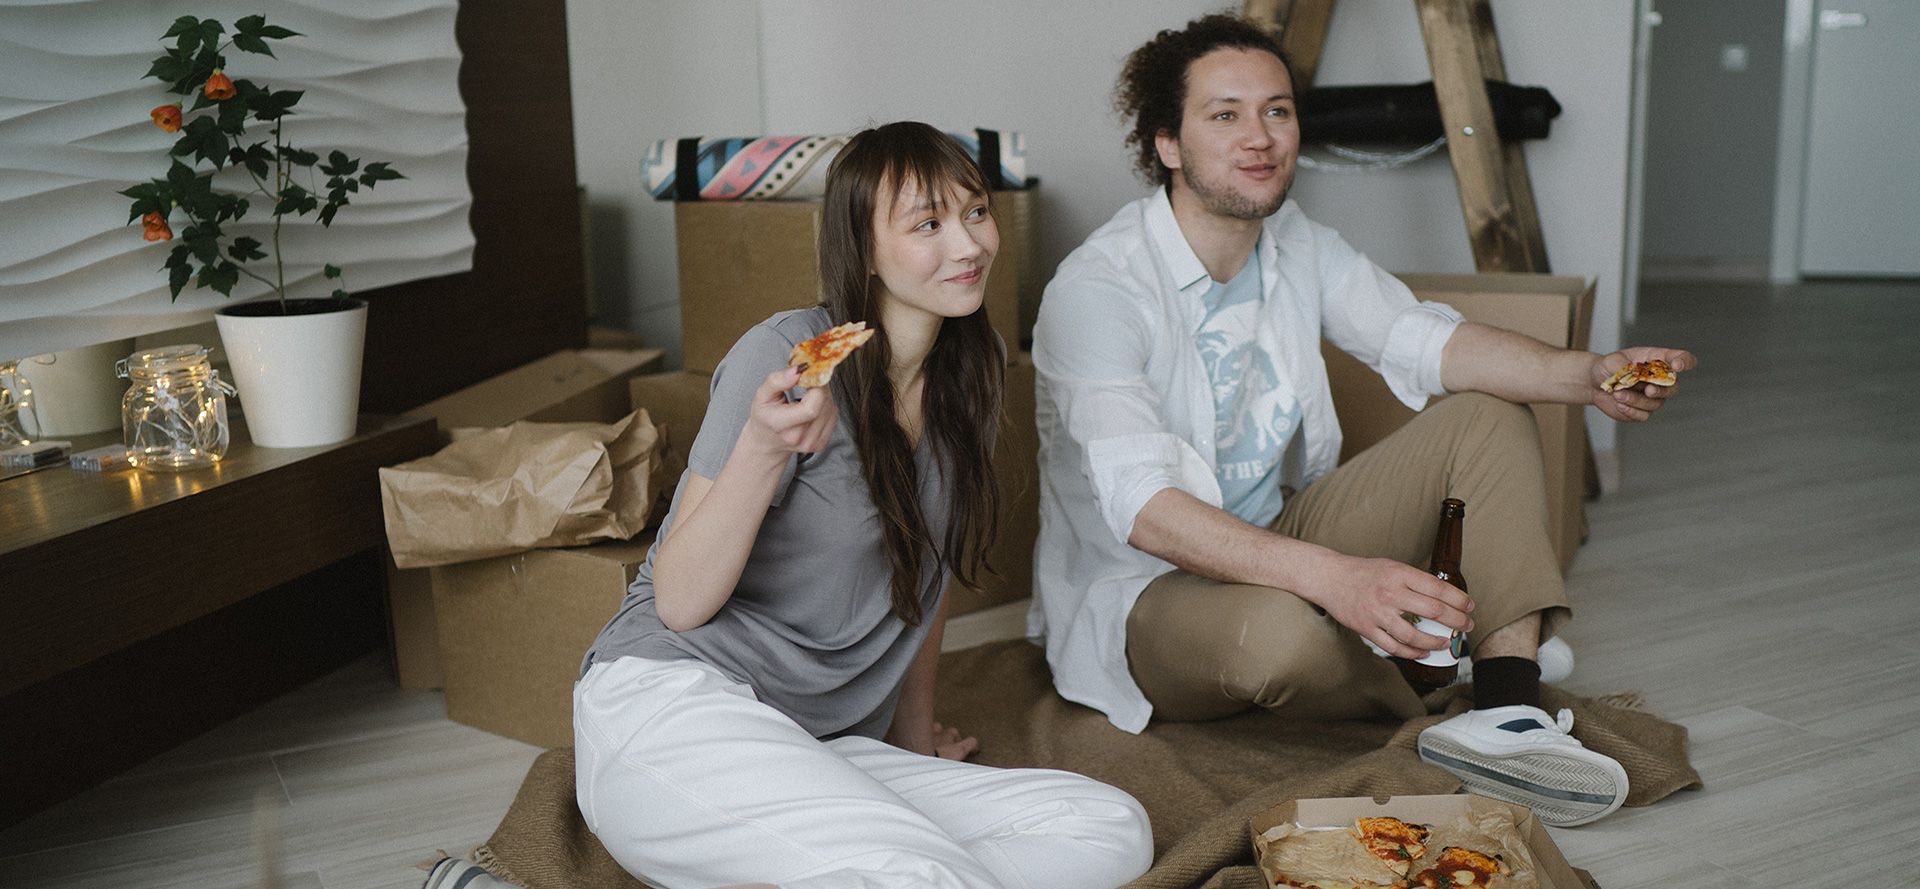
[1196, 246, 1302, 527]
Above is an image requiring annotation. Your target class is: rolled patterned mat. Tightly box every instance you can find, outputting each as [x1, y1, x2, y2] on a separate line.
[641, 128, 1029, 201]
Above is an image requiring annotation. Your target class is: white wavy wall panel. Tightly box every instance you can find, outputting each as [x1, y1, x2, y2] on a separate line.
[0, 0, 475, 361]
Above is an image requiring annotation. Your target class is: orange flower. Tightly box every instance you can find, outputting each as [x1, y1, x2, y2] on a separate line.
[204, 70, 236, 101]
[150, 103, 183, 133]
[142, 210, 173, 242]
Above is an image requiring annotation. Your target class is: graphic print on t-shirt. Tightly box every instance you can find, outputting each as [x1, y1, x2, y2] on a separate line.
[1197, 249, 1301, 526]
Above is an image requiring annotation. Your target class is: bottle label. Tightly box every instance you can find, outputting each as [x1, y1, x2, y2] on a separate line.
[1410, 617, 1462, 667]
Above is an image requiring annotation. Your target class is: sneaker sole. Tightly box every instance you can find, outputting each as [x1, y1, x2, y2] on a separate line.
[1417, 735, 1628, 827]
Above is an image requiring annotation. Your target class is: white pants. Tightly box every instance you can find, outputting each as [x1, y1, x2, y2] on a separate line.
[574, 656, 1154, 889]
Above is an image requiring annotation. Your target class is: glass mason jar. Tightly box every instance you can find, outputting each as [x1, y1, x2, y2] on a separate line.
[0, 359, 40, 446]
[117, 344, 235, 471]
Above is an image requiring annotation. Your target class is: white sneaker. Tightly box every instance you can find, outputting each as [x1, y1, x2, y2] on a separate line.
[1457, 636, 1575, 685]
[1416, 704, 1629, 827]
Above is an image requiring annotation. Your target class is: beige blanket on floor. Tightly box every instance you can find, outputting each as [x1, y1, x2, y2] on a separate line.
[475, 640, 1700, 889]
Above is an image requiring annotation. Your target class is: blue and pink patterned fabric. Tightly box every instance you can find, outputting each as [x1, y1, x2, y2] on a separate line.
[642, 129, 1028, 201]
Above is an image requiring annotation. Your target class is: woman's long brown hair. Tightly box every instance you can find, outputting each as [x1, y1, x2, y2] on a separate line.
[818, 122, 1003, 626]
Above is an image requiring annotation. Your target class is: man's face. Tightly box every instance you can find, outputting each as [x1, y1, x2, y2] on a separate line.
[1155, 47, 1300, 221]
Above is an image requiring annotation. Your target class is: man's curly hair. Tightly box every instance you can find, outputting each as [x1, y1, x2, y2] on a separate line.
[1115, 13, 1294, 187]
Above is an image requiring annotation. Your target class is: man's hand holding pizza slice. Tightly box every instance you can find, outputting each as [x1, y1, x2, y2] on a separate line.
[1591, 347, 1696, 422]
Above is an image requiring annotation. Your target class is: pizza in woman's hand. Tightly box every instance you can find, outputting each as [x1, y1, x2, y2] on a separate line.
[788, 321, 875, 388]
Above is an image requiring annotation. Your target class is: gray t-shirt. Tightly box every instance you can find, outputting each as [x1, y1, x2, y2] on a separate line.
[584, 308, 954, 740]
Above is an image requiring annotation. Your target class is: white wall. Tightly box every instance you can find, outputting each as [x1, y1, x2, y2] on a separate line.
[567, 0, 1634, 453]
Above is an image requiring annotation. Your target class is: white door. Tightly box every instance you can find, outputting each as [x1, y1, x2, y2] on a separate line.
[1799, 0, 1920, 277]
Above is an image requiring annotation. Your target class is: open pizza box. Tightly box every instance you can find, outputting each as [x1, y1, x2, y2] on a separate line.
[1250, 794, 1596, 889]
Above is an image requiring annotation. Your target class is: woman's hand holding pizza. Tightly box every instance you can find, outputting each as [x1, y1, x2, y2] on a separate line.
[741, 367, 839, 459]
[1591, 347, 1696, 422]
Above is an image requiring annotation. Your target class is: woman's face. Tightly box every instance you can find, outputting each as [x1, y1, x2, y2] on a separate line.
[869, 177, 998, 324]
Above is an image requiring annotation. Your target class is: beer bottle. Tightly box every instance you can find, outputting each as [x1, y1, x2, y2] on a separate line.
[1394, 498, 1469, 694]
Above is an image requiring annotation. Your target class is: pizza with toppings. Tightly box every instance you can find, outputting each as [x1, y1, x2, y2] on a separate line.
[1352, 817, 1430, 877]
[1406, 846, 1508, 889]
[1600, 358, 1679, 393]
[787, 321, 875, 388]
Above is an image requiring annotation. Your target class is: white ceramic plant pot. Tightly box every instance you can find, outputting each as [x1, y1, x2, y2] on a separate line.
[23, 338, 136, 436]
[214, 298, 368, 448]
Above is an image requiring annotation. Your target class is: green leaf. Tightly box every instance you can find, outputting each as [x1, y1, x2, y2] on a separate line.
[164, 16, 200, 39]
[247, 88, 302, 121]
[359, 162, 405, 185]
[173, 116, 230, 167]
[217, 95, 250, 133]
[196, 19, 224, 48]
[278, 146, 319, 167]
[322, 264, 342, 279]
[259, 25, 300, 39]
[168, 254, 194, 299]
[235, 15, 265, 35]
[183, 225, 221, 265]
[144, 53, 188, 85]
[275, 184, 318, 216]
[198, 260, 240, 296]
[317, 201, 341, 227]
[238, 143, 275, 180]
[320, 150, 359, 177]
[232, 33, 272, 56]
[121, 182, 169, 222]
[228, 236, 267, 262]
[331, 288, 350, 301]
[166, 160, 196, 193]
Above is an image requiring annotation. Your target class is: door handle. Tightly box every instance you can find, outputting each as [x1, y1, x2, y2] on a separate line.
[1819, 10, 1868, 29]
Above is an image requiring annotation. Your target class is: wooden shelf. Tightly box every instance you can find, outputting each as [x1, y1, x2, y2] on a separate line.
[1, 414, 435, 696]
[0, 413, 437, 826]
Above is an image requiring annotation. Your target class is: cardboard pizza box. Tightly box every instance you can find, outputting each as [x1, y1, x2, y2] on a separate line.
[1323, 273, 1596, 572]
[625, 354, 1039, 620]
[673, 188, 1037, 374]
[1251, 794, 1590, 889]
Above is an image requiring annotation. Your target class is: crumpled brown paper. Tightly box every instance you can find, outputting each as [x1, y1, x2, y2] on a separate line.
[379, 411, 664, 569]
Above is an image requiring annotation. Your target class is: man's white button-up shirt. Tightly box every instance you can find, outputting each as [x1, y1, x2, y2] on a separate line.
[1028, 190, 1464, 733]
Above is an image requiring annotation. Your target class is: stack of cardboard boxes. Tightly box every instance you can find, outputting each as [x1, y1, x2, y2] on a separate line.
[404, 187, 1598, 750]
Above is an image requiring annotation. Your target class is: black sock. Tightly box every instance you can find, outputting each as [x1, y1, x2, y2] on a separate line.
[1472, 657, 1542, 710]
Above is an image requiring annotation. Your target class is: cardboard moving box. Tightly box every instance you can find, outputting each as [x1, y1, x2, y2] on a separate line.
[675, 188, 1037, 374]
[432, 537, 654, 748]
[389, 347, 665, 689]
[1324, 273, 1596, 571]
[412, 348, 665, 434]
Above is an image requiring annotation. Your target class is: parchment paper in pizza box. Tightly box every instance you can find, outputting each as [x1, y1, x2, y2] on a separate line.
[1250, 794, 1587, 889]
[378, 411, 664, 569]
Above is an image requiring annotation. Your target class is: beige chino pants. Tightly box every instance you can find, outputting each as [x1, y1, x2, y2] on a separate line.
[1126, 393, 1571, 724]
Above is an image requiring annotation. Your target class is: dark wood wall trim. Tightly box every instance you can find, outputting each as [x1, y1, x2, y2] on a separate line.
[359, 0, 587, 413]
[0, 551, 387, 830]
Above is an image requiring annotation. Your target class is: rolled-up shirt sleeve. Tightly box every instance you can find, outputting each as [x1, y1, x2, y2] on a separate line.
[1316, 236, 1464, 410]
[1034, 276, 1212, 545]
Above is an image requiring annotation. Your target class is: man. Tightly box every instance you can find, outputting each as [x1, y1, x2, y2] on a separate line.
[1029, 14, 1692, 827]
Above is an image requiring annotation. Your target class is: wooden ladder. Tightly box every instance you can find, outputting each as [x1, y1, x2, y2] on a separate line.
[1245, 0, 1550, 273]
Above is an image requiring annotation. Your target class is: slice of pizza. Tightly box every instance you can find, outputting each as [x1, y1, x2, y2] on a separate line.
[1601, 358, 1680, 393]
[1350, 816, 1430, 877]
[1406, 845, 1508, 889]
[787, 321, 875, 388]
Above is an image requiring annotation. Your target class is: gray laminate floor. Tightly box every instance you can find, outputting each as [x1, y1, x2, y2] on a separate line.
[4, 277, 1916, 888]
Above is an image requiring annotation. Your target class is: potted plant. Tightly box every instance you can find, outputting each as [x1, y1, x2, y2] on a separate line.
[121, 15, 403, 448]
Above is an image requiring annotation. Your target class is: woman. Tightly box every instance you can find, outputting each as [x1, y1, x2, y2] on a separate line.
[574, 122, 1153, 889]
